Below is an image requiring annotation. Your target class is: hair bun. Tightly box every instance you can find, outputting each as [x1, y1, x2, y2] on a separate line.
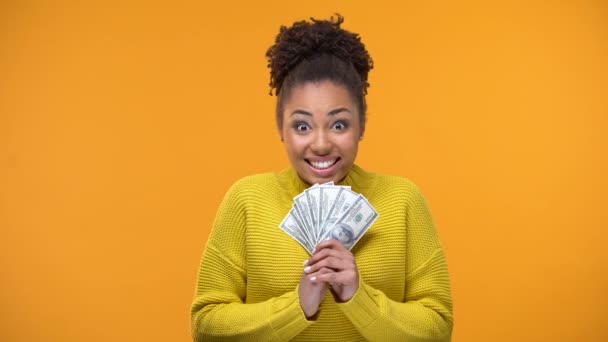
[266, 14, 373, 95]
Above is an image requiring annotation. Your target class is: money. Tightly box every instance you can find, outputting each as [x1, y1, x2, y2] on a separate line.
[279, 208, 313, 252]
[321, 187, 358, 240]
[293, 194, 315, 244]
[319, 195, 379, 250]
[279, 183, 378, 254]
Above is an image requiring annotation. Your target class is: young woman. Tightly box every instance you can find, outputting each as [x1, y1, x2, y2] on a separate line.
[191, 15, 453, 341]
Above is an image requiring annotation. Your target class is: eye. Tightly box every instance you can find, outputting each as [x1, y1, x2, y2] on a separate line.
[332, 120, 348, 131]
[293, 122, 311, 133]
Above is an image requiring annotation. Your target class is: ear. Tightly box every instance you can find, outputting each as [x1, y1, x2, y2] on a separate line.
[277, 123, 284, 142]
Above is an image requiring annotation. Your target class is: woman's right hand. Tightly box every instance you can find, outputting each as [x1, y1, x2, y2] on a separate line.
[298, 266, 332, 319]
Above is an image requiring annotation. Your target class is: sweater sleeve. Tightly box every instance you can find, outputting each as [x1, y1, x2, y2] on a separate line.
[190, 180, 314, 341]
[337, 183, 454, 341]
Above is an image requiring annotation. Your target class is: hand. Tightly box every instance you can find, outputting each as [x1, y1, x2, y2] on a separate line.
[298, 266, 333, 319]
[304, 239, 359, 302]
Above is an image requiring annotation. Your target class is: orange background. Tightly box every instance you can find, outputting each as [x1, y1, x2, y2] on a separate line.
[1, 1, 607, 341]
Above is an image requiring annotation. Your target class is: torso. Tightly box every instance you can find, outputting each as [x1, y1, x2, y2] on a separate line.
[238, 167, 411, 340]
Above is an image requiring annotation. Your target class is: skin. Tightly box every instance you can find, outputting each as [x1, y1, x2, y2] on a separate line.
[278, 80, 362, 318]
[279, 80, 364, 186]
[305, 240, 359, 302]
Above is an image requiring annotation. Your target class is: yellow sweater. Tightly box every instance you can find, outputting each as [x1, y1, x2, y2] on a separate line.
[191, 165, 453, 341]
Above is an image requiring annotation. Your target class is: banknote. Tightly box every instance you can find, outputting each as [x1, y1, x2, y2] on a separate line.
[318, 185, 351, 237]
[279, 208, 313, 253]
[293, 193, 315, 245]
[279, 183, 378, 254]
[305, 188, 321, 241]
[320, 195, 379, 250]
[320, 187, 359, 239]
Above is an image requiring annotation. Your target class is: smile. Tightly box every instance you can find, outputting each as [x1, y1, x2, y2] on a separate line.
[307, 158, 339, 170]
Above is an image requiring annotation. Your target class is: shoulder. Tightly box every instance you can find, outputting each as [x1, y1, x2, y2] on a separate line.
[231, 172, 278, 189]
[364, 170, 429, 210]
[355, 163, 424, 198]
[375, 173, 423, 197]
[222, 172, 283, 203]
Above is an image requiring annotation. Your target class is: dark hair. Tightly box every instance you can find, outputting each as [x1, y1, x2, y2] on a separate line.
[265, 14, 373, 130]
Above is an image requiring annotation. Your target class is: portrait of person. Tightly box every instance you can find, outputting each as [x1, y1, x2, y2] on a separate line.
[2, 3, 605, 342]
[330, 223, 355, 246]
[189, 15, 454, 341]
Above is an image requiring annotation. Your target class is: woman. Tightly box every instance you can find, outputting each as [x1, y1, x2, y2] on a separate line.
[191, 15, 453, 341]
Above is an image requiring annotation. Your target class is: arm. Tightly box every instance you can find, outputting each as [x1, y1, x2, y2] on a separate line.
[190, 181, 313, 341]
[308, 185, 453, 341]
[338, 249, 452, 342]
[340, 185, 453, 341]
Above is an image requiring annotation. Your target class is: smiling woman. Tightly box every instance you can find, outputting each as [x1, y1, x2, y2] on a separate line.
[190, 15, 453, 341]
[281, 81, 362, 185]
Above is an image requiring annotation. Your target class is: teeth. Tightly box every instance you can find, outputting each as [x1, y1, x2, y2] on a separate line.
[310, 159, 337, 170]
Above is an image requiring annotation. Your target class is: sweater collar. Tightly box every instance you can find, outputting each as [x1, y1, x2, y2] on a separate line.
[276, 164, 377, 203]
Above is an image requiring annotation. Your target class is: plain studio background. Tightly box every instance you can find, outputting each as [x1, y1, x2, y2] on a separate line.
[1, 1, 606, 341]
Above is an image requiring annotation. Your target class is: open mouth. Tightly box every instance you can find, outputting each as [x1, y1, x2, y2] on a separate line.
[306, 158, 340, 170]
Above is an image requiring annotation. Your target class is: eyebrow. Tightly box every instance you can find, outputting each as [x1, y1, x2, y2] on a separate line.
[290, 107, 351, 116]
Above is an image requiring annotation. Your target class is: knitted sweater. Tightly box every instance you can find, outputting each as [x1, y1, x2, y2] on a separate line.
[191, 165, 453, 341]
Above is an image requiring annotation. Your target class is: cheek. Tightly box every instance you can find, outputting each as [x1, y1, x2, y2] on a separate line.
[336, 134, 360, 156]
[284, 135, 306, 156]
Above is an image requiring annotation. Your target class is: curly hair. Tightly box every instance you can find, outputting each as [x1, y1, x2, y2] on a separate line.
[265, 14, 374, 130]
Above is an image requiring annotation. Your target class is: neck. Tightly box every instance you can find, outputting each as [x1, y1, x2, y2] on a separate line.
[277, 164, 377, 200]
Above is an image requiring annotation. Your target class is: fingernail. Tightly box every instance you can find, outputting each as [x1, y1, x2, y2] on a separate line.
[310, 276, 316, 281]
[303, 260, 309, 266]
[304, 266, 311, 273]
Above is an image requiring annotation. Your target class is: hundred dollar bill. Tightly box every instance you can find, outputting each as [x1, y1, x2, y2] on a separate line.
[279, 209, 314, 254]
[293, 193, 316, 245]
[320, 187, 359, 239]
[304, 187, 320, 242]
[321, 195, 379, 250]
[293, 206, 316, 248]
[298, 207, 317, 248]
[318, 186, 340, 238]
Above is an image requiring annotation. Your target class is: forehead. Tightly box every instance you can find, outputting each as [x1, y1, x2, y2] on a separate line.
[283, 81, 357, 112]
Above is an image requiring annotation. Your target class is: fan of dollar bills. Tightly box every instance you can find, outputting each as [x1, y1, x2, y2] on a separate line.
[279, 182, 379, 255]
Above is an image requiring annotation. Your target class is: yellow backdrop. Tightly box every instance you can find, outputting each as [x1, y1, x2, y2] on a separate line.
[1, 1, 607, 341]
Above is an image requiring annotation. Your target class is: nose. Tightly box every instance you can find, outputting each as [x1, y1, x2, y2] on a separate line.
[310, 129, 332, 155]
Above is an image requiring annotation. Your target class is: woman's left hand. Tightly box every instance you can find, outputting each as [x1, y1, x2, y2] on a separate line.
[304, 239, 359, 302]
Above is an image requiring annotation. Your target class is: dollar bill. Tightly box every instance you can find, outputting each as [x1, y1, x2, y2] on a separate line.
[293, 193, 316, 243]
[279, 183, 377, 254]
[304, 188, 320, 242]
[318, 186, 340, 238]
[320, 195, 379, 250]
[320, 187, 359, 239]
[279, 209, 314, 253]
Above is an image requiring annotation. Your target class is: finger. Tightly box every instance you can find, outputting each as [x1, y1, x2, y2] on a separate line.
[314, 239, 349, 253]
[316, 267, 335, 275]
[306, 248, 343, 267]
[305, 256, 351, 274]
[308, 267, 335, 283]
[313, 270, 356, 286]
